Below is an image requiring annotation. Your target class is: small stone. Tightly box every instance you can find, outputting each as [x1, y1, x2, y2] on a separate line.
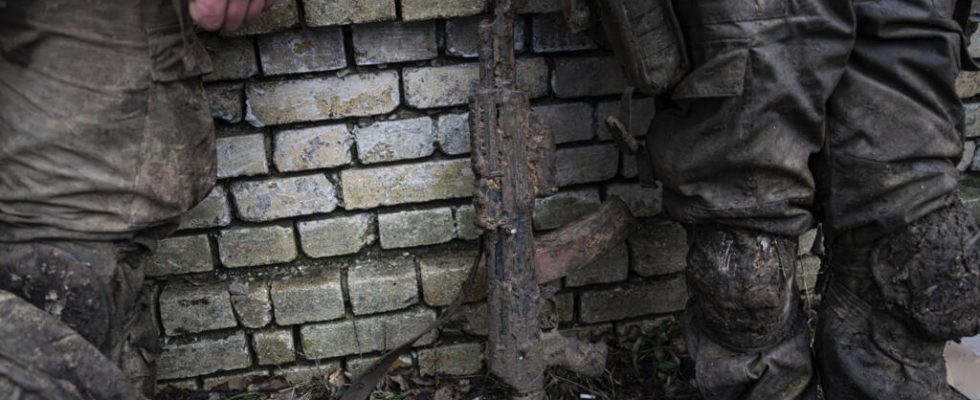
[347, 256, 419, 315]
[419, 248, 486, 306]
[218, 225, 297, 268]
[418, 343, 484, 376]
[274, 124, 352, 172]
[158, 332, 251, 380]
[341, 159, 475, 209]
[580, 277, 688, 323]
[436, 112, 471, 155]
[231, 175, 338, 222]
[253, 329, 296, 365]
[629, 220, 687, 277]
[143, 235, 213, 277]
[351, 21, 438, 65]
[378, 208, 456, 249]
[257, 28, 347, 75]
[231, 282, 272, 329]
[271, 268, 345, 325]
[298, 214, 376, 258]
[552, 57, 626, 98]
[217, 134, 269, 179]
[159, 282, 237, 336]
[354, 117, 436, 164]
[533, 188, 600, 230]
[304, 0, 396, 27]
[178, 186, 232, 230]
[245, 71, 400, 127]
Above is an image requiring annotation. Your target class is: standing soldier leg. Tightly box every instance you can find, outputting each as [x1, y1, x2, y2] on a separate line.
[816, 0, 980, 398]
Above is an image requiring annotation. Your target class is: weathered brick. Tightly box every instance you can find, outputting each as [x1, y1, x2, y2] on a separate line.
[957, 175, 980, 221]
[231, 282, 272, 329]
[553, 57, 626, 98]
[519, 0, 561, 13]
[179, 186, 232, 230]
[580, 277, 688, 323]
[217, 134, 268, 179]
[274, 125, 352, 172]
[971, 24, 980, 59]
[160, 283, 237, 335]
[225, 0, 299, 36]
[341, 159, 475, 209]
[355, 117, 436, 164]
[142, 235, 212, 277]
[445, 303, 488, 336]
[622, 155, 639, 179]
[352, 21, 438, 65]
[556, 144, 619, 186]
[596, 97, 657, 139]
[533, 188, 600, 230]
[629, 220, 687, 277]
[347, 256, 419, 314]
[218, 225, 297, 268]
[532, 103, 594, 144]
[158, 332, 251, 380]
[531, 13, 597, 53]
[257, 28, 347, 75]
[606, 183, 662, 217]
[231, 175, 338, 222]
[403, 58, 548, 108]
[298, 214, 376, 258]
[555, 292, 574, 322]
[207, 83, 243, 123]
[301, 308, 437, 358]
[402, 0, 487, 21]
[418, 343, 484, 376]
[798, 254, 820, 294]
[275, 363, 341, 384]
[454, 204, 481, 240]
[253, 329, 296, 365]
[346, 354, 413, 376]
[157, 379, 199, 392]
[378, 208, 456, 249]
[419, 248, 486, 306]
[799, 228, 820, 256]
[200, 36, 258, 82]
[957, 71, 980, 99]
[959, 140, 976, 171]
[436, 112, 471, 155]
[304, 0, 396, 26]
[964, 102, 980, 139]
[271, 268, 345, 325]
[565, 243, 629, 287]
[245, 71, 400, 127]
[445, 15, 525, 58]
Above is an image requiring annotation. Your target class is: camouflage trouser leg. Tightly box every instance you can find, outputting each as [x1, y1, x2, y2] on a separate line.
[0, 241, 159, 398]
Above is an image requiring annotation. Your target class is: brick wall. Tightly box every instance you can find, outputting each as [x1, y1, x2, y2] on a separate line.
[150, 0, 980, 389]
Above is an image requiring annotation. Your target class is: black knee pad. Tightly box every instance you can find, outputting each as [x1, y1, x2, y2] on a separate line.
[686, 225, 802, 350]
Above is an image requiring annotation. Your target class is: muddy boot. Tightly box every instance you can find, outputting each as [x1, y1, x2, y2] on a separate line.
[0, 289, 145, 400]
[684, 225, 816, 400]
[818, 201, 980, 399]
[0, 241, 158, 397]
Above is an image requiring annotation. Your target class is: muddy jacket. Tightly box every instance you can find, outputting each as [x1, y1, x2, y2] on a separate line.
[0, 0, 216, 243]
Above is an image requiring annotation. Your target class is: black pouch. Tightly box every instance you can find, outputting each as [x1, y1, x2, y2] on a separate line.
[562, 0, 690, 95]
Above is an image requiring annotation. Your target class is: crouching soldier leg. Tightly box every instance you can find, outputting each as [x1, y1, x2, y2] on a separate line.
[684, 226, 815, 400]
[0, 241, 159, 397]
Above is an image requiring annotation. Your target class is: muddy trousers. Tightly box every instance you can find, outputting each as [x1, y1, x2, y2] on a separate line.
[647, 0, 977, 399]
[0, 241, 159, 399]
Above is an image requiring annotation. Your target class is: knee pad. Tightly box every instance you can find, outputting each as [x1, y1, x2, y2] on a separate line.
[686, 225, 801, 350]
[870, 201, 980, 341]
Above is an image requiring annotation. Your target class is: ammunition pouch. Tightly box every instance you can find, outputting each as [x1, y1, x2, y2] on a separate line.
[562, 0, 690, 95]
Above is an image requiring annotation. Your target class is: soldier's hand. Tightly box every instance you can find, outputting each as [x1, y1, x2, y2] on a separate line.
[190, 0, 274, 32]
